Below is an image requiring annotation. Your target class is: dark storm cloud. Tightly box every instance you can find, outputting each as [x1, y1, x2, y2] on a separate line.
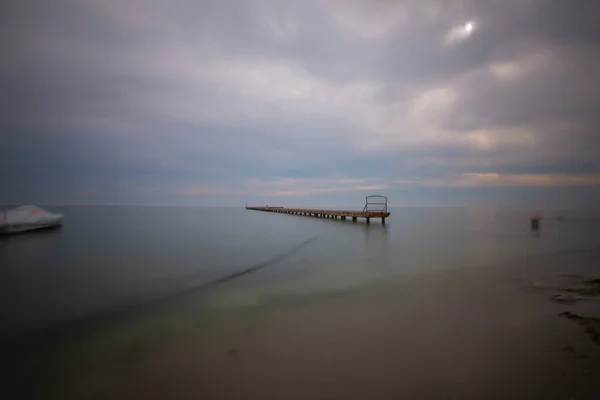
[1, 0, 600, 205]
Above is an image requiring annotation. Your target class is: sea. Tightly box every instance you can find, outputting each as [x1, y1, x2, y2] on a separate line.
[1, 206, 600, 398]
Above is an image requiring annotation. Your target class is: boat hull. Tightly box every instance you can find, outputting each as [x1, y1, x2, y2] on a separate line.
[1, 205, 64, 235]
[0, 222, 63, 235]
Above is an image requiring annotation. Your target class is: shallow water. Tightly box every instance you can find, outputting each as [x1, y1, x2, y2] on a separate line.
[1, 206, 600, 398]
[2, 206, 599, 332]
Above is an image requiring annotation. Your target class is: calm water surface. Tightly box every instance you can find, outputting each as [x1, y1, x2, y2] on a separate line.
[2, 206, 600, 398]
[2, 206, 600, 338]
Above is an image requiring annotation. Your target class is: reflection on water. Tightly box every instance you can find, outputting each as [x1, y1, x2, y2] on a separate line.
[0, 229, 63, 267]
[362, 222, 389, 250]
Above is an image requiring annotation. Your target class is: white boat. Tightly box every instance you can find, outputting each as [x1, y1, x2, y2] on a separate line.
[0, 205, 64, 234]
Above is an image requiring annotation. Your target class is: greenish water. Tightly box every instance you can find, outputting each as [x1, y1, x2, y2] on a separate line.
[2, 206, 600, 334]
[2, 206, 600, 398]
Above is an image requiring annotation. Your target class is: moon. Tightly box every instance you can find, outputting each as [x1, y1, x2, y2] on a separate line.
[444, 20, 478, 46]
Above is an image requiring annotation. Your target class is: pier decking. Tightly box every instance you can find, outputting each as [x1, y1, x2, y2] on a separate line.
[246, 196, 390, 224]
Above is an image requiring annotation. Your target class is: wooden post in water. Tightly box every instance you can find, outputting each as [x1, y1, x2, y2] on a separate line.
[531, 215, 540, 231]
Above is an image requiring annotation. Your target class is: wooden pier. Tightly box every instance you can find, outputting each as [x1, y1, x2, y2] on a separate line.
[246, 195, 390, 224]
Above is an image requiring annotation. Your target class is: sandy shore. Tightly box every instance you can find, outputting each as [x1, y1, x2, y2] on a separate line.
[9, 249, 600, 399]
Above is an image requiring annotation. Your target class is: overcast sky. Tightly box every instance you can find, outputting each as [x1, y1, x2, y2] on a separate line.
[2, 0, 600, 207]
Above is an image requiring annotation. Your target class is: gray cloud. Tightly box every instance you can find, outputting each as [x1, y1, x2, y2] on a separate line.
[1, 0, 600, 206]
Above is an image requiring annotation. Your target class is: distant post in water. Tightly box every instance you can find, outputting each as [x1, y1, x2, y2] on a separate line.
[531, 215, 541, 231]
